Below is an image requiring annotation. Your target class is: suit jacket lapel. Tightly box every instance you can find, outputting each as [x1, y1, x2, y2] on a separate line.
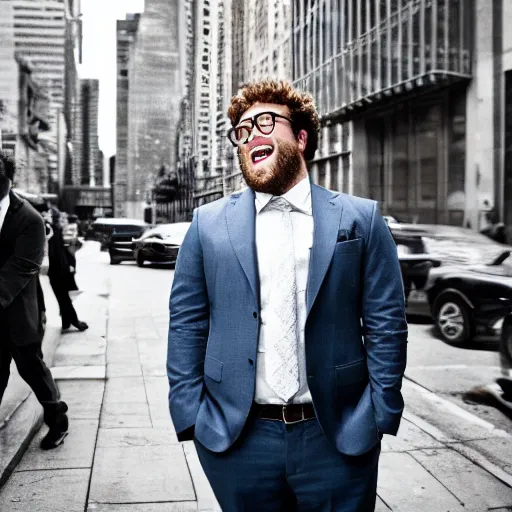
[226, 188, 260, 306]
[306, 185, 344, 318]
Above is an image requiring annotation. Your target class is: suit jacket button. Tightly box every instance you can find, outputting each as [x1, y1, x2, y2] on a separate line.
[253, 312, 258, 319]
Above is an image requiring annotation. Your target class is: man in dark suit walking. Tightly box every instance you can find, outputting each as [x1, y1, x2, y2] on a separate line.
[167, 80, 408, 511]
[0, 152, 69, 450]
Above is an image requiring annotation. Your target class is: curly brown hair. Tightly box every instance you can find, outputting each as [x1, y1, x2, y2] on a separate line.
[227, 79, 320, 161]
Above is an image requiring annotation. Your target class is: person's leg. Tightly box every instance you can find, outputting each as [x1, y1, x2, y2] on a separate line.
[9, 342, 60, 407]
[0, 342, 13, 405]
[286, 419, 380, 512]
[194, 415, 295, 511]
[10, 342, 69, 448]
[50, 278, 76, 327]
[50, 278, 81, 329]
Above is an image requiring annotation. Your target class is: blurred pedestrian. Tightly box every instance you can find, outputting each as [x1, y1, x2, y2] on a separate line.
[43, 208, 88, 332]
[167, 79, 408, 511]
[0, 151, 69, 450]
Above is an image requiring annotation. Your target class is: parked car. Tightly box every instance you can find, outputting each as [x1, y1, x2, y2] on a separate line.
[389, 222, 512, 346]
[133, 222, 191, 267]
[99, 219, 150, 265]
[88, 217, 147, 252]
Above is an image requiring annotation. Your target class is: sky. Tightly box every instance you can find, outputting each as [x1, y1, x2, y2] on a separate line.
[78, 0, 145, 158]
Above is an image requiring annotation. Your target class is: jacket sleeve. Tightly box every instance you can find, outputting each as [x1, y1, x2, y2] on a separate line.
[167, 209, 209, 439]
[0, 211, 45, 309]
[362, 202, 408, 435]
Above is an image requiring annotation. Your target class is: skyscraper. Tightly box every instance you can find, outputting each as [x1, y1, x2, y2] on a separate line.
[245, 0, 292, 81]
[115, 13, 140, 217]
[126, 0, 182, 219]
[2, 0, 81, 191]
[79, 78, 99, 186]
[0, 1, 17, 138]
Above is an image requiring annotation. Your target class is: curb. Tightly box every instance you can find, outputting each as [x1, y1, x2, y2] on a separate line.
[0, 324, 60, 488]
[0, 395, 44, 488]
[0, 283, 107, 491]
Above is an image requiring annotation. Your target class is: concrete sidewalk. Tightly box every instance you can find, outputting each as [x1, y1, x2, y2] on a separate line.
[0, 243, 511, 511]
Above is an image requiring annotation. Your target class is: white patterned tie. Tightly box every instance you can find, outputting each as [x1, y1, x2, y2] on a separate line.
[264, 197, 300, 402]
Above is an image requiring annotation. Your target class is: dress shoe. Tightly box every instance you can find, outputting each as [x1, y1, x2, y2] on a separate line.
[73, 321, 88, 331]
[41, 402, 69, 450]
[40, 427, 68, 450]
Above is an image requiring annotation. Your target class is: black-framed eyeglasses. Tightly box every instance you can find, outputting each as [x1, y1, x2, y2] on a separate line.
[227, 111, 293, 146]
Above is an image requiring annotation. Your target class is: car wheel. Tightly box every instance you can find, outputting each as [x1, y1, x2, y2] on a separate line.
[433, 293, 474, 346]
[136, 252, 145, 267]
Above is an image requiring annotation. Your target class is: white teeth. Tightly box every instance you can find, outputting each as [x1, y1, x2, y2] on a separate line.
[250, 145, 273, 155]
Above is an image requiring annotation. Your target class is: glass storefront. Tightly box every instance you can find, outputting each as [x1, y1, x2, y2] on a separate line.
[366, 86, 466, 225]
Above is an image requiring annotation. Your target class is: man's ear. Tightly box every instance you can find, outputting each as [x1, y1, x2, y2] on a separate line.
[297, 129, 308, 154]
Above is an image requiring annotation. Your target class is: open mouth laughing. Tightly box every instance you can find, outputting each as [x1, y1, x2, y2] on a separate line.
[250, 144, 274, 164]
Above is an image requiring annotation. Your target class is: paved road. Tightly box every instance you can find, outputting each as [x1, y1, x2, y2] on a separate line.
[406, 317, 512, 435]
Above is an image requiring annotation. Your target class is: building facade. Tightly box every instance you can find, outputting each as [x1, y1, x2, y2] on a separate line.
[114, 13, 139, 217]
[0, 54, 51, 194]
[245, 0, 293, 80]
[79, 78, 99, 186]
[290, 0, 512, 235]
[5, 0, 68, 190]
[125, 0, 182, 220]
[502, 0, 512, 242]
[191, 0, 215, 197]
[64, 0, 82, 189]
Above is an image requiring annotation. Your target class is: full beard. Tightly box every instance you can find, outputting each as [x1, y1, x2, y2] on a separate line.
[238, 139, 303, 196]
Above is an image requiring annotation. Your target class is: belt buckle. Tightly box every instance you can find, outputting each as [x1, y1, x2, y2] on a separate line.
[282, 405, 305, 425]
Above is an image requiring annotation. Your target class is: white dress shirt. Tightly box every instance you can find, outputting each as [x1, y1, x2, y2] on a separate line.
[0, 192, 10, 235]
[254, 177, 314, 404]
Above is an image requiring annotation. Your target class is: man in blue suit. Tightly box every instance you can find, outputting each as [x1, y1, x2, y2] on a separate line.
[168, 79, 407, 511]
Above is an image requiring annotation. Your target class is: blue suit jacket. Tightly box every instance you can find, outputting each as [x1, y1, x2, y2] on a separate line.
[167, 184, 407, 456]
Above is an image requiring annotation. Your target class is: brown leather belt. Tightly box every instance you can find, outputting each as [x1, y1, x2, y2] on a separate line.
[252, 403, 315, 424]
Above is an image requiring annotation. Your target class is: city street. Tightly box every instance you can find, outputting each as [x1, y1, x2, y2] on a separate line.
[0, 241, 511, 511]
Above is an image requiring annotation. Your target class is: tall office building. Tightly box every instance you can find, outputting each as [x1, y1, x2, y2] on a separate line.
[79, 78, 99, 186]
[0, 3, 51, 193]
[6, 0, 67, 118]
[0, 1, 17, 138]
[231, 0, 245, 92]
[245, 0, 292, 81]
[192, 0, 214, 188]
[1, 0, 81, 191]
[126, 0, 182, 219]
[115, 13, 140, 217]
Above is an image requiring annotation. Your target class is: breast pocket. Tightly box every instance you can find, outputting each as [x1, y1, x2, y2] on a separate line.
[334, 237, 363, 255]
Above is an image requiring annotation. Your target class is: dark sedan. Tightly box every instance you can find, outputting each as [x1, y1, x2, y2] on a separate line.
[389, 222, 512, 347]
[133, 222, 191, 267]
[99, 218, 150, 264]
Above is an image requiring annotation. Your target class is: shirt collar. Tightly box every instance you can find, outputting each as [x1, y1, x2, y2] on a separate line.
[255, 176, 312, 215]
[0, 191, 10, 213]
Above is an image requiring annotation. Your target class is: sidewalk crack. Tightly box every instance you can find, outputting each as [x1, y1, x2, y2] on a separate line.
[407, 450, 466, 508]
